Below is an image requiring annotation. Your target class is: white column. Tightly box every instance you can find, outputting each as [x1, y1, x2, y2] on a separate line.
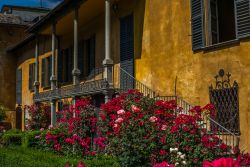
[34, 36, 40, 94]
[72, 7, 80, 85]
[51, 23, 57, 90]
[103, 0, 114, 85]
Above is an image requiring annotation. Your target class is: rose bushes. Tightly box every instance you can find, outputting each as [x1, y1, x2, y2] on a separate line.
[29, 90, 249, 166]
[25, 103, 50, 130]
[37, 98, 105, 157]
[99, 90, 231, 166]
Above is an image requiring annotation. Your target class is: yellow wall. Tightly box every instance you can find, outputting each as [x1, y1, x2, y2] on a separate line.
[15, 0, 250, 152]
[136, 0, 250, 151]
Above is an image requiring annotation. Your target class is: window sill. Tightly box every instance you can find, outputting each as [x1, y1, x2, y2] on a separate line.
[203, 39, 240, 52]
[42, 86, 51, 91]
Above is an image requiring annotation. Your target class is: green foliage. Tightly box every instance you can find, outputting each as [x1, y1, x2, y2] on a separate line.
[21, 130, 41, 148]
[0, 146, 120, 167]
[2, 129, 22, 146]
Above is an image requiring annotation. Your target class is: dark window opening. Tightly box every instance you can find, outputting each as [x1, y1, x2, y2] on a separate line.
[210, 0, 236, 44]
[41, 56, 52, 88]
[28, 63, 36, 91]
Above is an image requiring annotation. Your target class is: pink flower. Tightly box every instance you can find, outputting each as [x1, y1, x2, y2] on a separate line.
[115, 118, 124, 123]
[161, 125, 167, 131]
[117, 109, 126, 115]
[113, 124, 118, 128]
[131, 105, 141, 113]
[153, 161, 175, 167]
[65, 162, 70, 167]
[48, 125, 53, 129]
[40, 128, 44, 131]
[203, 157, 240, 167]
[149, 116, 158, 123]
[77, 162, 85, 167]
[90, 151, 97, 155]
[159, 149, 167, 156]
[35, 135, 40, 139]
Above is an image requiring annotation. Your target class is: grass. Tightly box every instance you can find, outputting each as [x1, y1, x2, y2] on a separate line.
[0, 146, 120, 167]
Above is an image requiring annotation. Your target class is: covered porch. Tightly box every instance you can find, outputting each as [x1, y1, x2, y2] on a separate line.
[30, 0, 144, 126]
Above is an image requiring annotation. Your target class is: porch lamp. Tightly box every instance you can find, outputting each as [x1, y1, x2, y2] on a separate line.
[112, 0, 119, 14]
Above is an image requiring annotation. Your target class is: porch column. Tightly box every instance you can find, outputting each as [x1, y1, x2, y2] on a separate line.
[51, 22, 57, 90]
[103, 0, 114, 86]
[34, 36, 40, 94]
[72, 7, 81, 85]
[50, 100, 56, 126]
[50, 22, 57, 126]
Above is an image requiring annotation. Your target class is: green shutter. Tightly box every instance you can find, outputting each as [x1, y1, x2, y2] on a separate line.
[235, 0, 250, 38]
[41, 59, 46, 87]
[29, 64, 32, 90]
[48, 56, 52, 87]
[191, 0, 205, 51]
[68, 46, 73, 82]
[90, 36, 95, 73]
[78, 40, 84, 80]
[58, 50, 63, 83]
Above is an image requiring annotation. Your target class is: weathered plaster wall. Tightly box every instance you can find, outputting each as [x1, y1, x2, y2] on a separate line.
[136, 0, 250, 151]
[0, 25, 26, 110]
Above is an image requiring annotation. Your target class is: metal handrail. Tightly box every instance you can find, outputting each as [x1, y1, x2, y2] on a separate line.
[118, 67, 157, 98]
[117, 67, 243, 152]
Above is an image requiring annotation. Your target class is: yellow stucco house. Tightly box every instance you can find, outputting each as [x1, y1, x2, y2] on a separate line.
[4, 0, 250, 152]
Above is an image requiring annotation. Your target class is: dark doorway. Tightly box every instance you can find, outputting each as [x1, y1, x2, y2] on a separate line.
[16, 105, 22, 130]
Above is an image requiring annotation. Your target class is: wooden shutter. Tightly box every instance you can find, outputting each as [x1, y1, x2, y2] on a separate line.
[58, 50, 63, 83]
[120, 14, 135, 90]
[16, 69, 22, 104]
[191, 0, 205, 51]
[48, 56, 52, 87]
[235, 0, 250, 38]
[68, 46, 73, 82]
[89, 36, 95, 74]
[41, 58, 46, 87]
[29, 64, 33, 90]
[78, 40, 84, 80]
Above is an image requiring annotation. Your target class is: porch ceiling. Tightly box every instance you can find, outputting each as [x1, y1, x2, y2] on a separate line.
[40, 0, 107, 36]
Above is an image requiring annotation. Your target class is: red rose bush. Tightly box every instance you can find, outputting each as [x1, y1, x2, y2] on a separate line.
[31, 90, 249, 166]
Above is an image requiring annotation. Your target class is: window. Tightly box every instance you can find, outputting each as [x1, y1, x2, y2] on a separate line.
[41, 56, 52, 88]
[191, 0, 250, 51]
[209, 0, 236, 44]
[58, 47, 73, 84]
[29, 63, 35, 90]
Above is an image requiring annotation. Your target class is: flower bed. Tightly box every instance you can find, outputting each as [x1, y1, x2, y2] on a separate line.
[21, 90, 250, 167]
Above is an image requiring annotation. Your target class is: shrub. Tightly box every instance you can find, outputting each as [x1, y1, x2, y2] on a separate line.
[38, 98, 105, 157]
[21, 130, 41, 148]
[2, 129, 22, 146]
[25, 103, 50, 130]
[99, 90, 227, 166]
